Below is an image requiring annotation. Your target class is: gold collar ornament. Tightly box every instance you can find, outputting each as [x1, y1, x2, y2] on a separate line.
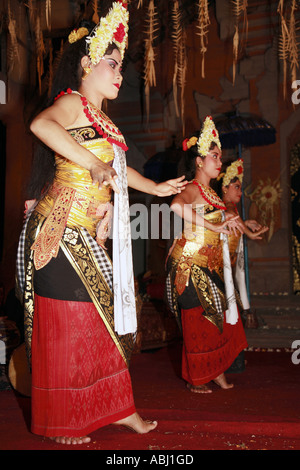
[86, 1, 129, 65]
[197, 116, 221, 157]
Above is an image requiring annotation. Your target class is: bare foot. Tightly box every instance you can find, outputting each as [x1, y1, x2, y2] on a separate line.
[186, 382, 212, 394]
[49, 436, 91, 445]
[113, 412, 157, 434]
[213, 373, 234, 390]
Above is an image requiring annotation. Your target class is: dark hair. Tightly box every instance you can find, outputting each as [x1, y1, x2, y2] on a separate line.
[27, 21, 119, 200]
[184, 138, 218, 181]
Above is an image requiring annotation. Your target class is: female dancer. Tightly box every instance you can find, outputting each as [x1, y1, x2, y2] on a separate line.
[217, 159, 268, 327]
[166, 116, 248, 394]
[218, 159, 268, 244]
[16, 2, 186, 445]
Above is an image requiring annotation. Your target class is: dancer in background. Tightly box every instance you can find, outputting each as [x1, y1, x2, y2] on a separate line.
[216, 159, 268, 327]
[166, 116, 248, 394]
[15, 2, 187, 445]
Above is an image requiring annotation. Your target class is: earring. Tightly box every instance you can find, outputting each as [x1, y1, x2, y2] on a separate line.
[198, 162, 203, 168]
[82, 66, 91, 80]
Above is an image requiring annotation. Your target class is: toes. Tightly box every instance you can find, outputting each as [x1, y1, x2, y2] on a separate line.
[49, 435, 91, 445]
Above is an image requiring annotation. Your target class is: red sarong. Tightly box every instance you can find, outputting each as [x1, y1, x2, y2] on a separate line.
[181, 306, 247, 385]
[31, 295, 136, 437]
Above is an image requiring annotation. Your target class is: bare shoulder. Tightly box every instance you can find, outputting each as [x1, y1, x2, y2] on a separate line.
[173, 181, 199, 205]
[53, 93, 82, 114]
[39, 93, 84, 128]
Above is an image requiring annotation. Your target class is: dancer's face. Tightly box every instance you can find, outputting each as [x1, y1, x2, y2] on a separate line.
[223, 179, 242, 204]
[85, 48, 123, 101]
[201, 145, 222, 180]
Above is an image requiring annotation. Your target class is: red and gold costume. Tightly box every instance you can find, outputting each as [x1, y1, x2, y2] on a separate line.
[15, 1, 138, 439]
[166, 198, 247, 386]
[16, 125, 137, 438]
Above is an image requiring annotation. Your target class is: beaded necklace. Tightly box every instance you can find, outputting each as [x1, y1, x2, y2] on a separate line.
[54, 88, 128, 151]
[192, 179, 226, 210]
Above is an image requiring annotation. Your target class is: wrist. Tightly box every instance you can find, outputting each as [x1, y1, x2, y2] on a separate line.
[152, 182, 160, 196]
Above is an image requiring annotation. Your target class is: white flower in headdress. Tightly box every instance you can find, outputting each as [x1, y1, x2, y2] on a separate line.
[86, 1, 129, 65]
[197, 116, 221, 157]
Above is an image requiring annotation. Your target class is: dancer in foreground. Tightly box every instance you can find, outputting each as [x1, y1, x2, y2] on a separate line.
[16, 2, 187, 445]
[166, 116, 248, 394]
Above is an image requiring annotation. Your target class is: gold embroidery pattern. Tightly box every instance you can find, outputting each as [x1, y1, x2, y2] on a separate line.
[168, 258, 182, 328]
[191, 265, 225, 332]
[63, 227, 79, 245]
[22, 213, 134, 365]
[168, 206, 227, 333]
[61, 226, 134, 365]
[31, 186, 76, 270]
[36, 138, 114, 240]
[23, 211, 45, 364]
[174, 257, 193, 296]
[68, 127, 97, 143]
[198, 245, 223, 272]
[168, 256, 225, 333]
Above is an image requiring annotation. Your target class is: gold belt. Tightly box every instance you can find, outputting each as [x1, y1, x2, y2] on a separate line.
[171, 229, 222, 296]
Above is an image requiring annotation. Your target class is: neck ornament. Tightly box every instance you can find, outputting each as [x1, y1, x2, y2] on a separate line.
[54, 88, 128, 151]
[192, 179, 226, 210]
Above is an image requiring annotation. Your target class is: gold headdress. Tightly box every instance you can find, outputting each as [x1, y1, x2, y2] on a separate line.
[68, 27, 89, 44]
[86, 1, 129, 65]
[197, 116, 221, 156]
[219, 158, 244, 187]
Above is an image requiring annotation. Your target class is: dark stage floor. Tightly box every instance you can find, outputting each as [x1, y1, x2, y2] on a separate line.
[0, 343, 299, 452]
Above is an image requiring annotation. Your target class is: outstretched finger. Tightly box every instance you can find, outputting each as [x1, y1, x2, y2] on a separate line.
[105, 175, 120, 194]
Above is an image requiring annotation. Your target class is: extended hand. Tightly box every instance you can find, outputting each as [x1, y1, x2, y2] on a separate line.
[245, 219, 262, 231]
[248, 225, 269, 240]
[213, 215, 242, 235]
[154, 175, 188, 197]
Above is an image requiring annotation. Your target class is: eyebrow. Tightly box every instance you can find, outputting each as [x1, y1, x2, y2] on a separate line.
[106, 57, 121, 66]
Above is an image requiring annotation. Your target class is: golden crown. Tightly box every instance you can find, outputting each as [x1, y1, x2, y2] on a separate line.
[197, 116, 221, 157]
[86, 1, 129, 65]
[219, 158, 244, 187]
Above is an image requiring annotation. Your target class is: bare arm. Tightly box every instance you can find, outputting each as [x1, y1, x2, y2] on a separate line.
[127, 166, 187, 196]
[30, 94, 119, 192]
[240, 218, 268, 239]
[225, 204, 268, 239]
[170, 185, 238, 234]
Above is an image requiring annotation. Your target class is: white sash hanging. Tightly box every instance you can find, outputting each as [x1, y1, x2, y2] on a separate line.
[221, 211, 239, 325]
[112, 144, 137, 335]
[235, 236, 250, 310]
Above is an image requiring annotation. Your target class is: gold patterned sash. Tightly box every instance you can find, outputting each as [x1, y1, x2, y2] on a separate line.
[31, 186, 76, 270]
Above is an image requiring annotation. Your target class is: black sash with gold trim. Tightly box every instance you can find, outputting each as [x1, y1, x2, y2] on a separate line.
[17, 211, 134, 367]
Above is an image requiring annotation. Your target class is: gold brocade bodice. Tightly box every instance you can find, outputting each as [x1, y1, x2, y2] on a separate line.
[170, 206, 223, 271]
[224, 204, 241, 265]
[169, 206, 223, 296]
[35, 128, 113, 238]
